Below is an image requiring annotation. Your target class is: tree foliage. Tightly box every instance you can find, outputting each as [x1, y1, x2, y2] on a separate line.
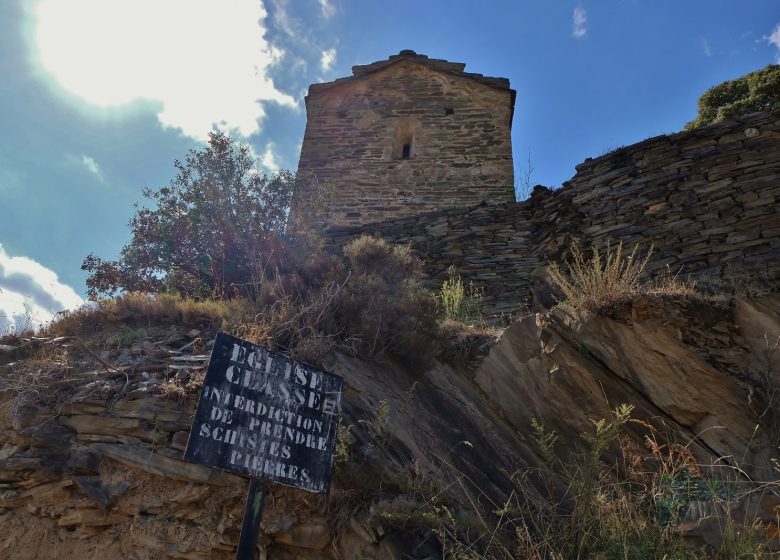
[83, 132, 319, 299]
[685, 64, 780, 130]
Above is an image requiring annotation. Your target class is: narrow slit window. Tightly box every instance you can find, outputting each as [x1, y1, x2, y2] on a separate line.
[393, 121, 414, 159]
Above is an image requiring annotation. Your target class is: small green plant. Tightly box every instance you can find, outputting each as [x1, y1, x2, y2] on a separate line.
[440, 267, 483, 324]
[441, 267, 465, 319]
[531, 417, 558, 467]
[582, 403, 634, 464]
[334, 421, 353, 469]
[113, 325, 142, 346]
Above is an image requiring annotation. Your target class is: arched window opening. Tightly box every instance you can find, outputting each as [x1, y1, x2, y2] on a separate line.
[393, 121, 415, 160]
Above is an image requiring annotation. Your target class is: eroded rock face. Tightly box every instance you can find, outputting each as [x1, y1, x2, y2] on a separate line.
[0, 327, 525, 559]
[0, 295, 778, 557]
[476, 295, 779, 475]
[473, 294, 780, 547]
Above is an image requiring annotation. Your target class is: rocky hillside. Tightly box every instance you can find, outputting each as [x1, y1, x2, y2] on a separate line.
[0, 291, 778, 558]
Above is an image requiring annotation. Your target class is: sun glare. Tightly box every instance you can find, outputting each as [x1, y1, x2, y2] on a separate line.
[33, 0, 296, 138]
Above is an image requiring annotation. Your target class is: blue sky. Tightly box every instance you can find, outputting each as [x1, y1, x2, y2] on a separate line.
[1, 0, 778, 330]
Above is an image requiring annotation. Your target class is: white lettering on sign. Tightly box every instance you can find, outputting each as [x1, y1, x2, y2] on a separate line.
[184, 332, 343, 493]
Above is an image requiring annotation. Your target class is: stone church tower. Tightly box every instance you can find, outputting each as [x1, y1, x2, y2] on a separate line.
[296, 50, 516, 229]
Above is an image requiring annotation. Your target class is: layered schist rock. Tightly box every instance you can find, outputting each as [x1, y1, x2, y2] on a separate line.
[1, 294, 778, 557]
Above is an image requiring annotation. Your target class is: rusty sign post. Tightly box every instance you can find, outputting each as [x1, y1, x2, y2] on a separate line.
[184, 331, 343, 559]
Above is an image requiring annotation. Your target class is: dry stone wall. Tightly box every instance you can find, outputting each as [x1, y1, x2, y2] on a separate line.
[326, 110, 780, 319]
[297, 52, 515, 228]
[327, 203, 543, 318]
[564, 110, 780, 281]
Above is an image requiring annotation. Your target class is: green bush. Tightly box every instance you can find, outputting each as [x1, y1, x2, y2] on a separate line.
[440, 267, 483, 324]
[685, 64, 780, 130]
[81, 132, 327, 300]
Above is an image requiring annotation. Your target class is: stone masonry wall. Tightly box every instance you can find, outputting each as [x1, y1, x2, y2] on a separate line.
[564, 110, 780, 281]
[326, 110, 780, 320]
[297, 57, 515, 228]
[327, 203, 544, 318]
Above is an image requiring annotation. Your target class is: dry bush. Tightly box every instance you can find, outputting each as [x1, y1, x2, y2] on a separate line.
[44, 236, 440, 369]
[337, 236, 439, 363]
[438, 319, 501, 363]
[47, 292, 250, 338]
[550, 242, 699, 314]
[1, 346, 74, 419]
[549, 242, 652, 314]
[241, 235, 441, 367]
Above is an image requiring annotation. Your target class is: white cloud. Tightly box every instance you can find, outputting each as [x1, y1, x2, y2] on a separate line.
[318, 0, 336, 19]
[700, 37, 712, 57]
[320, 48, 337, 72]
[33, 0, 297, 140]
[768, 22, 780, 61]
[0, 245, 83, 333]
[81, 155, 102, 178]
[572, 5, 587, 39]
[260, 143, 281, 173]
[269, 0, 300, 39]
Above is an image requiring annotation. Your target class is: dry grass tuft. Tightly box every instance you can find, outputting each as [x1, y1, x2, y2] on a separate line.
[438, 319, 501, 363]
[549, 242, 698, 314]
[154, 379, 189, 403]
[646, 265, 698, 296]
[549, 242, 652, 314]
[48, 292, 250, 338]
[703, 268, 780, 297]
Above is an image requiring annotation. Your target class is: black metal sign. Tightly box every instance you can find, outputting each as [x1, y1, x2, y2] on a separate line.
[184, 331, 343, 493]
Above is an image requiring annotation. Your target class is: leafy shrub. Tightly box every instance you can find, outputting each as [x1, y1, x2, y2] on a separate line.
[81, 132, 328, 300]
[685, 64, 780, 130]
